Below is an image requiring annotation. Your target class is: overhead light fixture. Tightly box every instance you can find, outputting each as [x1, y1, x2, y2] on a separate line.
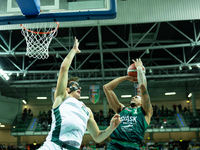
[37, 97, 47, 99]
[197, 64, 200, 68]
[0, 69, 10, 80]
[146, 49, 149, 54]
[80, 96, 89, 99]
[0, 125, 5, 127]
[179, 66, 182, 70]
[149, 69, 152, 73]
[188, 93, 192, 98]
[23, 72, 27, 77]
[22, 100, 27, 104]
[121, 95, 132, 98]
[186, 100, 190, 104]
[165, 92, 176, 95]
[188, 66, 192, 70]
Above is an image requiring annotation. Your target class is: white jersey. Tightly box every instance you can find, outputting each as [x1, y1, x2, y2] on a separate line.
[45, 97, 90, 149]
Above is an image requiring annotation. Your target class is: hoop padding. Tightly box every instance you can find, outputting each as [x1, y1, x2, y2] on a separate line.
[20, 22, 59, 59]
[16, 0, 40, 16]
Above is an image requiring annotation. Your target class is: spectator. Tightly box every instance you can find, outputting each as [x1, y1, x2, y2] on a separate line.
[165, 107, 169, 117]
[153, 105, 157, 117]
[99, 110, 104, 125]
[173, 104, 177, 113]
[28, 108, 31, 114]
[82, 145, 87, 150]
[23, 108, 27, 114]
[178, 104, 182, 113]
[169, 142, 173, 150]
[86, 144, 91, 150]
[156, 115, 160, 124]
[107, 111, 112, 126]
[184, 106, 187, 112]
[161, 105, 165, 115]
[163, 118, 167, 123]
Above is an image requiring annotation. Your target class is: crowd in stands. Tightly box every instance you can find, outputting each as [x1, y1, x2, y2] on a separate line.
[22, 108, 33, 122]
[36, 110, 52, 131]
[79, 140, 200, 150]
[15, 104, 200, 132]
[10, 105, 200, 150]
[1, 141, 200, 150]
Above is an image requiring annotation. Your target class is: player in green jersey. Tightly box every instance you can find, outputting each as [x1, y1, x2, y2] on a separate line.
[103, 58, 153, 150]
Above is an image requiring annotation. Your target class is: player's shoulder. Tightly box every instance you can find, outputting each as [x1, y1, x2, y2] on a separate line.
[86, 107, 92, 116]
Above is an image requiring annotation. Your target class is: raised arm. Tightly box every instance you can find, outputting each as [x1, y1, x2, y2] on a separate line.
[103, 76, 135, 113]
[132, 58, 147, 88]
[133, 58, 153, 123]
[53, 37, 80, 107]
[140, 84, 153, 124]
[87, 108, 121, 143]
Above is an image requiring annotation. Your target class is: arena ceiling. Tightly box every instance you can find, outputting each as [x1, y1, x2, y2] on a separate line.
[0, 0, 200, 105]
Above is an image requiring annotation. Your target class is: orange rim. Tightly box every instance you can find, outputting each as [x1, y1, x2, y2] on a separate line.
[20, 22, 59, 34]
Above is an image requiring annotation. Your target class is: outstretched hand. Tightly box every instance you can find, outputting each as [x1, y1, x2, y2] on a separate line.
[132, 58, 143, 68]
[110, 114, 121, 129]
[72, 37, 81, 53]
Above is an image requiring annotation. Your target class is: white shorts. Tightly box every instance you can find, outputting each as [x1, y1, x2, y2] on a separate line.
[37, 141, 68, 150]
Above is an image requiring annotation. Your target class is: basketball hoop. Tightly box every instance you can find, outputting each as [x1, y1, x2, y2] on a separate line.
[20, 22, 59, 59]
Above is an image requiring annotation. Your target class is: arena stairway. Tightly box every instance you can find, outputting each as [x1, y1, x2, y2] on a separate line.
[27, 118, 38, 131]
[175, 113, 188, 127]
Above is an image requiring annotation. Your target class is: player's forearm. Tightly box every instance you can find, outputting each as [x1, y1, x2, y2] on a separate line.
[141, 85, 153, 116]
[60, 49, 76, 71]
[141, 88, 153, 117]
[137, 67, 147, 88]
[93, 126, 115, 143]
[104, 76, 128, 90]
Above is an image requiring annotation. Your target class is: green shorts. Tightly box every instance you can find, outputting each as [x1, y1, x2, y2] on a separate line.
[107, 139, 140, 150]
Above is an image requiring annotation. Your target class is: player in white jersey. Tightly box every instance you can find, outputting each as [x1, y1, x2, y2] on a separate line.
[38, 37, 121, 150]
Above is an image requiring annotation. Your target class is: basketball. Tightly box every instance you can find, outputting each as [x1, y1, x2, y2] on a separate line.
[127, 63, 145, 77]
[127, 63, 137, 77]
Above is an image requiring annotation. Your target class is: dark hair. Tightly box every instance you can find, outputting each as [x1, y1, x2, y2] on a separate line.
[67, 77, 79, 87]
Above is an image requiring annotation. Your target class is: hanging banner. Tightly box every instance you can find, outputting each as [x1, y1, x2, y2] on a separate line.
[90, 85, 100, 104]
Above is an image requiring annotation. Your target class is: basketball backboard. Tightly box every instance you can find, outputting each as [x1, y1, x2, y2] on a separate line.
[0, 0, 117, 25]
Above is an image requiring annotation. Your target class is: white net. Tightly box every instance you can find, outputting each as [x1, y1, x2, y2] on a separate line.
[20, 22, 59, 59]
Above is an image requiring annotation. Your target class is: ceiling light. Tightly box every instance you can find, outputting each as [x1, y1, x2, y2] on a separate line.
[146, 49, 149, 54]
[188, 93, 192, 98]
[149, 69, 152, 73]
[37, 97, 47, 99]
[22, 100, 27, 104]
[121, 95, 132, 98]
[165, 92, 176, 95]
[179, 66, 182, 70]
[188, 66, 192, 70]
[0, 69, 10, 80]
[80, 96, 89, 99]
[186, 100, 190, 104]
[197, 64, 200, 68]
[0, 125, 5, 127]
[23, 72, 26, 77]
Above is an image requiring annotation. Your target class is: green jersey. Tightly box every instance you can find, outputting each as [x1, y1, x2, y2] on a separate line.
[110, 106, 148, 144]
